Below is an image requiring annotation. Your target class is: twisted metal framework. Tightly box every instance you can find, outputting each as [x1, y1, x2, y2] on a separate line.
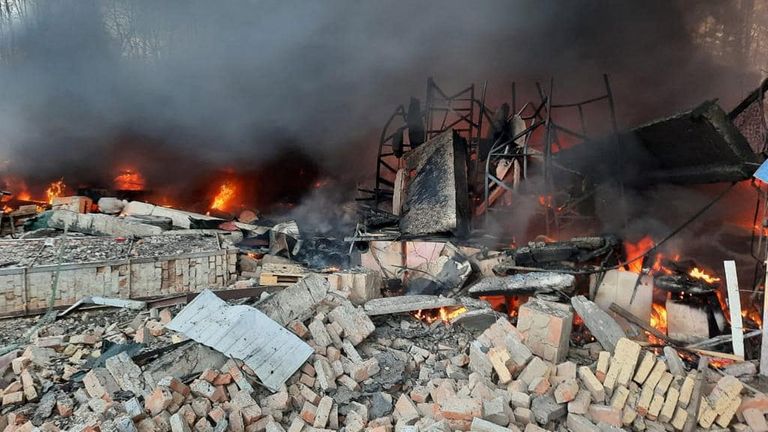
[363, 75, 622, 239]
[481, 75, 621, 237]
[364, 78, 493, 209]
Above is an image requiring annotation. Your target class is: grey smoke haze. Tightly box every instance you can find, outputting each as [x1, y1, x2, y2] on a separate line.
[0, 0, 757, 189]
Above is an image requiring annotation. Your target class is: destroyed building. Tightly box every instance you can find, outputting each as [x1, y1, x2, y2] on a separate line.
[0, 73, 767, 432]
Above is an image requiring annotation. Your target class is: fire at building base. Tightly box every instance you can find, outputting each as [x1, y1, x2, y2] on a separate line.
[2, 76, 768, 431]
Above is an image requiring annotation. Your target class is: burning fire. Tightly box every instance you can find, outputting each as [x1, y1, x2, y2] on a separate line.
[114, 168, 146, 191]
[743, 307, 763, 326]
[210, 181, 238, 211]
[688, 267, 721, 284]
[623, 235, 656, 273]
[649, 303, 668, 335]
[413, 306, 467, 325]
[45, 179, 66, 204]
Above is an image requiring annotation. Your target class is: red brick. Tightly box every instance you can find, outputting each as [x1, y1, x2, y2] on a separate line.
[158, 376, 190, 397]
[288, 321, 309, 338]
[241, 405, 263, 425]
[208, 406, 227, 424]
[300, 402, 317, 424]
[439, 397, 482, 420]
[199, 369, 219, 383]
[145, 386, 174, 416]
[588, 404, 621, 427]
[212, 373, 232, 386]
[56, 399, 74, 417]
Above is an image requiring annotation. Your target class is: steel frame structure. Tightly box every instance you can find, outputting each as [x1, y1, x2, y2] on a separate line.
[363, 75, 621, 239]
[481, 75, 621, 237]
[364, 77, 493, 208]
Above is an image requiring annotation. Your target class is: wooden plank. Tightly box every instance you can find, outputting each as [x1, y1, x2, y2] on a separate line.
[762, 260, 768, 377]
[723, 260, 744, 359]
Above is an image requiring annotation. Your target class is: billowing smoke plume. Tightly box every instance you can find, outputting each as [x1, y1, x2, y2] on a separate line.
[0, 0, 758, 193]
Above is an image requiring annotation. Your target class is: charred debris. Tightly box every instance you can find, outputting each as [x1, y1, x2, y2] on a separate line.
[0, 77, 767, 431]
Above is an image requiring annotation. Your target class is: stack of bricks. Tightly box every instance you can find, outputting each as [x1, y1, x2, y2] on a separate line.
[573, 339, 754, 431]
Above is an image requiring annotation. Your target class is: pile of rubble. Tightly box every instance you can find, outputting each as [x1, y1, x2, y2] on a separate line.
[0, 272, 763, 432]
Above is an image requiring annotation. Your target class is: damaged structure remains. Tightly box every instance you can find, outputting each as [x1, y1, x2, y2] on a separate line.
[2, 76, 768, 432]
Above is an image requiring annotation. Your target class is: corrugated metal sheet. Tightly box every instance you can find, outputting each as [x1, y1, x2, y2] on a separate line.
[167, 289, 312, 392]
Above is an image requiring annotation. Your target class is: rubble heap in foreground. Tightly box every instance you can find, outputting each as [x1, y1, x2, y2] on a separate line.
[0, 281, 763, 432]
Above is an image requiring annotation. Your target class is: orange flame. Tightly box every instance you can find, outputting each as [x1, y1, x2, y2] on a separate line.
[1, 177, 31, 202]
[649, 303, 667, 335]
[688, 267, 721, 284]
[743, 307, 763, 326]
[114, 169, 145, 191]
[45, 179, 66, 204]
[413, 306, 468, 325]
[623, 235, 655, 273]
[210, 181, 237, 211]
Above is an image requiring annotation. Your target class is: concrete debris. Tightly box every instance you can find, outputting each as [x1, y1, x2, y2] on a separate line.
[48, 210, 164, 237]
[571, 295, 627, 352]
[364, 295, 461, 316]
[0, 277, 757, 432]
[468, 272, 576, 296]
[0, 175, 760, 432]
[399, 130, 470, 237]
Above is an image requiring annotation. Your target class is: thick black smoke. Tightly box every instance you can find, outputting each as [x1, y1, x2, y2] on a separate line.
[0, 0, 757, 190]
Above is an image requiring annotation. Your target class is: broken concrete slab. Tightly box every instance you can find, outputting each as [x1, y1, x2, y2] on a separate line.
[255, 274, 329, 326]
[47, 210, 163, 237]
[143, 343, 228, 387]
[407, 253, 472, 295]
[363, 295, 461, 316]
[467, 273, 575, 297]
[571, 296, 626, 352]
[123, 201, 223, 229]
[167, 290, 313, 392]
[399, 130, 470, 237]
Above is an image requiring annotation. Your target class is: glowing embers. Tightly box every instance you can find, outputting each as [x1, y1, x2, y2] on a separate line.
[412, 306, 468, 325]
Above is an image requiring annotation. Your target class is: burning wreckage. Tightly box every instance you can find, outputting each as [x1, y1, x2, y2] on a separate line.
[1, 77, 768, 432]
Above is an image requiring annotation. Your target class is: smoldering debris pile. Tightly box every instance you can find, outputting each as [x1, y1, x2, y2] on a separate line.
[0, 276, 762, 432]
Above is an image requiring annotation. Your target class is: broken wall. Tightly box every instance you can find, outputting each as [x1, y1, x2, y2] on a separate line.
[0, 239, 237, 316]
